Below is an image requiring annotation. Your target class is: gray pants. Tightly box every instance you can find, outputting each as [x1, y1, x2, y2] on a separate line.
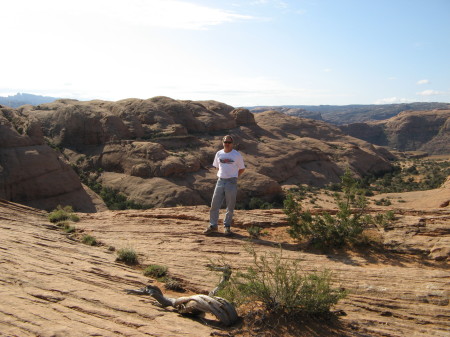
[209, 177, 238, 228]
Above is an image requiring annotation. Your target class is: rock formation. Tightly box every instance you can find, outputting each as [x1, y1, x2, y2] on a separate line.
[340, 109, 450, 154]
[2, 96, 395, 209]
[0, 106, 105, 212]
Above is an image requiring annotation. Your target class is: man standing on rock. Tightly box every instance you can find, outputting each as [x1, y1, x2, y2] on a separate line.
[204, 135, 245, 236]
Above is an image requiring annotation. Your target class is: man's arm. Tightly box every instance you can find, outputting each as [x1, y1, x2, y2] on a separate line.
[238, 168, 245, 177]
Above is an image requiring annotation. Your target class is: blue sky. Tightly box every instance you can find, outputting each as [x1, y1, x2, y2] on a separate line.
[1, 0, 449, 106]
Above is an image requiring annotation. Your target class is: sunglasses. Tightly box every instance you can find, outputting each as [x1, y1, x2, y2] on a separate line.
[223, 141, 233, 144]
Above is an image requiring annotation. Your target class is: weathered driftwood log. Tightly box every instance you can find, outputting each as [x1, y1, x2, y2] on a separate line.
[126, 285, 238, 326]
[125, 265, 238, 326]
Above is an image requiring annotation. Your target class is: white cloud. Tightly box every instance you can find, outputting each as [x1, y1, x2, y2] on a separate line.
[374, 97, 413, 104]
[417, 89, 445, 96]
[1, 0, 253, 31]
[417, 79, 430, 85]
[0, 0, 257, 103]
[251, 0, 288, 9]
[276, 1, 289, 9]
[110, 0, 253, 30]
[323, 68, 332, 73]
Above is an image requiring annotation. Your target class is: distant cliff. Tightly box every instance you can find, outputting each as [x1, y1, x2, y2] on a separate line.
[340, 109, 450, 154]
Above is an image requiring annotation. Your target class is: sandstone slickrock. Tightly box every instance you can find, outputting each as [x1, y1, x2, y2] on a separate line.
[0, 200, 212, 337]
[1, 192, 449, 336]
[8, 96, 394, 209]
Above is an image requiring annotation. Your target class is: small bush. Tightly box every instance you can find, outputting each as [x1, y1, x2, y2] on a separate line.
[373, 213, 387, 228]
[248, 197, 273, 210]
[60, 222, 76, 233]
[284, 169, 372, 248]
[374, 198, 391, 206]
[116, 248, 139, 265]
[372, 211, 396, 230]
[64, 225, 76, 233]
[49, 209, 68, 223]
[353, 229, 384, 246]
[82, 234, 98, 246]
[48, 205, 79, 223]
[217, 247, 346, 316]
[143, 264, 168, 279]
[70, 214, 80, 222]
[385, 210, 396, 221]
[164, 278, 184, 291]
[56, 221, 71, 228]
[247, 225, 264, 239]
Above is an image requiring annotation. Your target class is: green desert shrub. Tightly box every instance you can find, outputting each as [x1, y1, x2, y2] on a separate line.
[116, 248, 139, 265]
[75, 168, 149, 210]
[217, 247, 346, 316]
[62, 223, 76, 233]
[365, 159, 450, 193]
[385, 210, 396, 221]
[56, 220, 71, 228]
[56, 220, 76, 233]
[374, 198, 391, 206]
[248, 197, 273, 210]
[81, 234, 98, 246]
[247, 225, 266, 239]
[143, 264, 168, 279]
[48, 205, 80, 223]
[164, 277, 184, 291]
[372, 211, 396, 230]
[284, 169, 372, 248]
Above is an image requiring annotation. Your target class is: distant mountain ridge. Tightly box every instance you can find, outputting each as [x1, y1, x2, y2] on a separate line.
[249, 102, 450, 125]
[3, 94, 448, 125]
[0, 93, 59, 108]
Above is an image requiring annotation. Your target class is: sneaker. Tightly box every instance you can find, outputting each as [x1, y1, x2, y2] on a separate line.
[224, 227, 232, 236]
[203, 226, 218, 234]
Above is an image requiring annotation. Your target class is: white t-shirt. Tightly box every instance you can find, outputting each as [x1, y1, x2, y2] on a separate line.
[213, 149, 245, 179]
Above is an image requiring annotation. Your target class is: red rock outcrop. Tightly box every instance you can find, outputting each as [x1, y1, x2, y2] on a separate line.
[0, 106, 105, 212]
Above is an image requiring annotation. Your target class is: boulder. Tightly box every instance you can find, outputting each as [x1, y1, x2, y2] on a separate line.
[231, 108, 256, 126]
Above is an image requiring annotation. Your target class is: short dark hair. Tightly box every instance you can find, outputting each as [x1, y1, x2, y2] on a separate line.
[222, 135, 233, 142]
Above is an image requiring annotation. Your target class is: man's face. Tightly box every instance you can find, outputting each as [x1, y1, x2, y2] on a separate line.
[223, 137, 233, 151]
